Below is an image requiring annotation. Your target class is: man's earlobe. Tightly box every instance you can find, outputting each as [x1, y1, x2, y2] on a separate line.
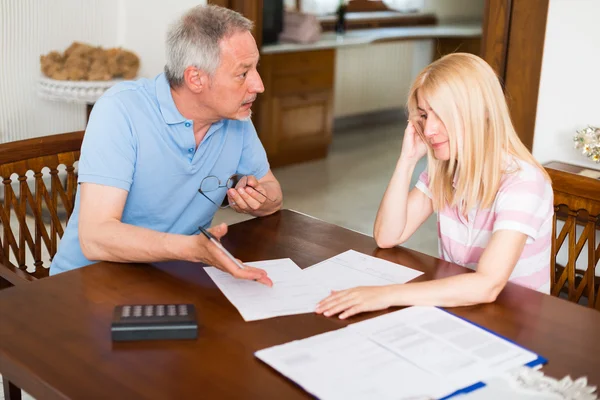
[191, 72, 202, 91]
[184, 67, 204, 93]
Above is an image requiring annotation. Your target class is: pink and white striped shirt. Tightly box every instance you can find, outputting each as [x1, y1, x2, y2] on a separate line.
[415, 159, 554, 293]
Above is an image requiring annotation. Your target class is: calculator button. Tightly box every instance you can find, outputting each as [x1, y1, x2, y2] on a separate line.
[133, 305, 142, 317]
[157, 305, 165, 316]
[178, 305, 188, 316]
[122, 306, 131, 318]
[167, 305, 177, 316]
[145, 305, 154, 317]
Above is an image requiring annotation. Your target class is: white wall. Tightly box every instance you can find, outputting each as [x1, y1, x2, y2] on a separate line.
[120, 0, 205, 78]
[0, 0, 119, 143]
[533, 0, 600, 168]
[0, 0, 205, 143]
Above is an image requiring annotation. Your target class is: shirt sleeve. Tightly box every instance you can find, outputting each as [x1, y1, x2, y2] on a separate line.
[493, 171, 553, 240]
[77, 96, 137, 191]
[415, 169, 433, 199]
[236, 120, 270, 180]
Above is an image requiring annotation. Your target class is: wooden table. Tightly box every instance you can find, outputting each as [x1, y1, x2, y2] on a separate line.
[1, 210, 599, 399]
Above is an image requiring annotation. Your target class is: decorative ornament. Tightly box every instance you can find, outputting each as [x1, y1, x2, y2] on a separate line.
[573, 126, 600, 163]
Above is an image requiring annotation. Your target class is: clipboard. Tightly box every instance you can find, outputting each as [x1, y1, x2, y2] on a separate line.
[256, 306, 548, 400]
[438, 308, 547, 400]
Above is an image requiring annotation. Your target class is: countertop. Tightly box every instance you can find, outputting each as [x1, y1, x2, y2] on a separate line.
[262, 22, 482, 54]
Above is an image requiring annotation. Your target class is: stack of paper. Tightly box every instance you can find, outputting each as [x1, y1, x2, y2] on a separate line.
[255, 306, 545, 400]
[205, 258, 329, 321]
[204, 250, 424, 321]
[302, 250, 425, 291]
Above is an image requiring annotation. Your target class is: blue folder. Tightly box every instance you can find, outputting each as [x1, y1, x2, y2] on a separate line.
[437, 308, 548, 400]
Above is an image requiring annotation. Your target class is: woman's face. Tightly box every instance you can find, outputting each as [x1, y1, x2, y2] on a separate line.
[416, 91, 451, 161]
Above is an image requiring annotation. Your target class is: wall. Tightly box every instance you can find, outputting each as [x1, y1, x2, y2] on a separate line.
[532, 0, 600, 168]
[333, 0, 483, 117]
[120, 0, 205, 79]
[0, 0, 205, 143]
[334, 41, 417, 117]
[0, 0, 487, 141]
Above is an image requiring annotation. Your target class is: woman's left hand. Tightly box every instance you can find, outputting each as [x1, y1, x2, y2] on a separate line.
[315, 286, 396, 319]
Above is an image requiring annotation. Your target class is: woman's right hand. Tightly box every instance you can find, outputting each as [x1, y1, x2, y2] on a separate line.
[400, 121, 428, 164]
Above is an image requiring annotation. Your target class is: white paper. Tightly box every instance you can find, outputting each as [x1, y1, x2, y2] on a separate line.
[256, 306, 541, 400]
[206, 251, 424, 321]
[302, 249, 424, 290]
[204, 259, 330, 321]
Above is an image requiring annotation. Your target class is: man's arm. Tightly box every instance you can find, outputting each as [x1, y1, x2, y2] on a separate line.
[226, 169, 282, 216]
[78, 182, 271, 285]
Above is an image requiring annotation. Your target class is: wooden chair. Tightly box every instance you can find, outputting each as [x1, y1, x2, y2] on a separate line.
[545, 162, 600, 310]
[0, 131, 83, 400]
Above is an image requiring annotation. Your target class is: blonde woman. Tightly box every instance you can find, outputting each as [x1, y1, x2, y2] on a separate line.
[316, 53, 553, 319]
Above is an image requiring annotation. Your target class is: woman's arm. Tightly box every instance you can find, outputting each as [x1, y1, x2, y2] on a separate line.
[373, 164, 433, 248]
[316, 229, 528, 319]
[374, 122, 433, 248]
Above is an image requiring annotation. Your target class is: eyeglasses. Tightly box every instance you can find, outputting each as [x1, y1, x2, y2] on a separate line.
[198, 173, 274, 209]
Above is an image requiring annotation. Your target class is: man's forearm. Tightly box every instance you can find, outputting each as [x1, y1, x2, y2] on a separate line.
[80, 220, 197, 264]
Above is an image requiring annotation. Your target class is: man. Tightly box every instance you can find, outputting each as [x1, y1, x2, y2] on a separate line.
[50, 5, 281, 286]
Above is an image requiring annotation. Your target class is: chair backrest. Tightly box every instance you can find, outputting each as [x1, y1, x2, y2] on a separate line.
[545, 162, 600, 310]
[0, 131, 84, 284]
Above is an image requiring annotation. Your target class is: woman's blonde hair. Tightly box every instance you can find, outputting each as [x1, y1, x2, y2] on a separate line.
[407, 53, 549, 214]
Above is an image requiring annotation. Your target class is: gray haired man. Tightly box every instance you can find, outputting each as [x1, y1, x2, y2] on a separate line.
[50, 5, 281, 286]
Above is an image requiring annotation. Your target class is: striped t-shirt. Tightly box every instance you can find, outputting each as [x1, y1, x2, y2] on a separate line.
[415, 159, 554, 293]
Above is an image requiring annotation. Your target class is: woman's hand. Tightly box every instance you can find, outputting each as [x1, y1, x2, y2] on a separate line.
[400, 121, 428, 164]
[315, 286, 397, 319]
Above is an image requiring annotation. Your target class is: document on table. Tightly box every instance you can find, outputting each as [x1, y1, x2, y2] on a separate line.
[205, 250, 423, 321]
[255, 306, 545, 400]
[204, 259, 330, 321]
[302, 250, 424, 291]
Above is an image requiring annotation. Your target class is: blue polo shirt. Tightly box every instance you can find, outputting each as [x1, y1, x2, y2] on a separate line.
[50, 73, 269, 275]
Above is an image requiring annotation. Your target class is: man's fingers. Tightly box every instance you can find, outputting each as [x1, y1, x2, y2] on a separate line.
[255, 275, 273, 287]
[230, 265, 272, 287]
[245, 175, 259, 187]
[236, 188, 262, 210]
[207, 223, 228, 239]
[245, 186, 266, 203]
[228, 189, 253, 212]
[232, 265, 267, 280]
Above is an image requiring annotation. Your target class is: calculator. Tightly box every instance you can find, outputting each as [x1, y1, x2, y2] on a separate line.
[111, 304, 198, 342]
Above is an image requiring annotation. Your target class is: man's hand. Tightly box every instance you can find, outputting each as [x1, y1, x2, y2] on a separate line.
[196, 223, 273, 286]
[226, 174, 280, 216]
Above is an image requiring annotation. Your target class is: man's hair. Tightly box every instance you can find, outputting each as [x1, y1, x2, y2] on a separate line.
[164, 5, 253, 87]
[406, 53, 550, 214]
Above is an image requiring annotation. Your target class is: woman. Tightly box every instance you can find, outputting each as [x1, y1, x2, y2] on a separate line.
[316, 53, 553, 319]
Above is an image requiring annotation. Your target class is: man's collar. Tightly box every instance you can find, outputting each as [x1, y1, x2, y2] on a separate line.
[156, 73, 187, 125]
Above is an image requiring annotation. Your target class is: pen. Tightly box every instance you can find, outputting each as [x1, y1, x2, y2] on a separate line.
[198, 226, 246, 270]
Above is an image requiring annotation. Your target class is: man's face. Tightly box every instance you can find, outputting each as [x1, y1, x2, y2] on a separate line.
[205, 31, 264, 121]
